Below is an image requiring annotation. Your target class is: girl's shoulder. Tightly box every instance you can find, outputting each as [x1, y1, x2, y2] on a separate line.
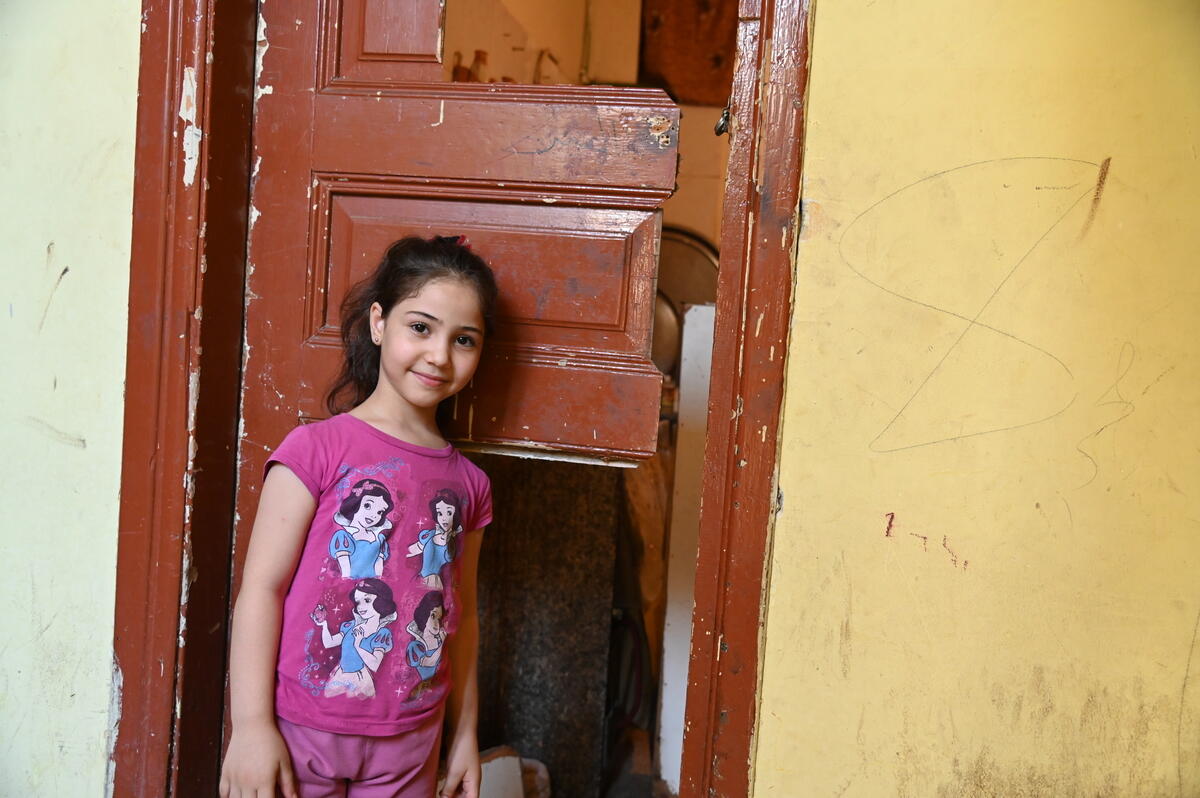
[279, 413, 404, 459]
[441, 446, 491, 499]
[274, 413, 348, 450]
[443, 448, 493, 529]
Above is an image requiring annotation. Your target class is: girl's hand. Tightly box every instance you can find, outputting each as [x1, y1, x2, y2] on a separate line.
[219, 720, 298, 798]
[440, 731, 480, 798]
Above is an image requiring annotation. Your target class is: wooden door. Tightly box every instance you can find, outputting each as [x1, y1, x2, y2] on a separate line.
[114, 2, 803, 795]
[238, 0, 678, 602]
[241, 0, 677, 476]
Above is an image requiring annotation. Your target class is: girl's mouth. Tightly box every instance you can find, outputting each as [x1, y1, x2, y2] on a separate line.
[411, 371, 447, 388]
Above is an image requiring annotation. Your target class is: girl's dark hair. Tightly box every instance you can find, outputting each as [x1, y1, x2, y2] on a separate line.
[413, 590, 445, 630]
[326, 236, 498, 415]
[351, 577, 397, 618]
[337, 478, 394, 526]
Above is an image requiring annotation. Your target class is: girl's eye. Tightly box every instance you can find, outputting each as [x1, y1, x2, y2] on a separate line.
[410, 322, 429, 334]
[455, 335, 477, 348]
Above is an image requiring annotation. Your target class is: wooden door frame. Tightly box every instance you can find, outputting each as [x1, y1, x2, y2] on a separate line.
[111, 1, 255, 794]
[109, 0, 810, 795]
[679, 2, 811, 795]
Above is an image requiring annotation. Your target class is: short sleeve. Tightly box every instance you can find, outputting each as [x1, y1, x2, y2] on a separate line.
[372, 628, 394, 654]
[465, 468, 489, 528]
[466, 466, 493, 531]
[339, 620, 355, 635]
[379, 537, 390, 562]
[266, 422, 324, 498]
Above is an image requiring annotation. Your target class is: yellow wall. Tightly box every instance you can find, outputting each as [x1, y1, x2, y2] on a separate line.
[0, 1, 139, 793]
[757, 1, 1200, 795]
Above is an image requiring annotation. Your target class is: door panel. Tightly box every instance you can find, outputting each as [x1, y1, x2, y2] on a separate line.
[300, 189, 663, 456]
[327, 0, 444, 84]
[310, 90, 679, 187]
[240, 2, 678, 533]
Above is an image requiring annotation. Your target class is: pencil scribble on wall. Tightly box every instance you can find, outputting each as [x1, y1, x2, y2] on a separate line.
[839, 157, 1111, 453]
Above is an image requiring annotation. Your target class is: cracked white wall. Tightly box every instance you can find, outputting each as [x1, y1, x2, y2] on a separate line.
[0, 2, 140, 795]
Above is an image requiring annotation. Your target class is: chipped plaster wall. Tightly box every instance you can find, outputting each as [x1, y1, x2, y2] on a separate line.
[0, 1, 139, 794]
[757, 1, 1200, 795]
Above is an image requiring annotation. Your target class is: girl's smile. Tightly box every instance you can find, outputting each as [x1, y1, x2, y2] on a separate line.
[412, 371, 447, 388]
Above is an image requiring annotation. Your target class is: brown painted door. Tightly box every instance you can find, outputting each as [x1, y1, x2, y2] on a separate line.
[238, 2, 678, 550]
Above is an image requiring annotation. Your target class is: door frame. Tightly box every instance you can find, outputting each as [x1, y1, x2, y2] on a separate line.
[110, 1, 810, 795]
[679, 2, 811, 795]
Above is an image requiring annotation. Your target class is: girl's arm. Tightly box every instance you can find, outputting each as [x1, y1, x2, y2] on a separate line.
[441, 529, 484, 798]
[219, 465, 316, 798]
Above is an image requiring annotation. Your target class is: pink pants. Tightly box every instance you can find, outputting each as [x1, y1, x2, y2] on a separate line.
[277, 710, 443, 798]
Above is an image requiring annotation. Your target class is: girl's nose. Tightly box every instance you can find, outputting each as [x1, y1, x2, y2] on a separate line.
[425, 338, 451, 365]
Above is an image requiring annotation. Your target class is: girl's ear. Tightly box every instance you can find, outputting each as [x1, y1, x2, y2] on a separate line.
[368, 301, 385, 344]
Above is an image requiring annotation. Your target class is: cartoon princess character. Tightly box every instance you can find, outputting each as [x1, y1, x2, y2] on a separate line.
[329, 479, 394, 579]
[311, 578, 397, 699]
[404, 590, 446, 701]
[405, 488, 463, 589]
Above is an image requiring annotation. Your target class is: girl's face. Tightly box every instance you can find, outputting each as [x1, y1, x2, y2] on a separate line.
[434, 500, 455, 532]
[370, 278, 485, 413]
[352, 494, 388, 529]
[353, 589, 380, 620]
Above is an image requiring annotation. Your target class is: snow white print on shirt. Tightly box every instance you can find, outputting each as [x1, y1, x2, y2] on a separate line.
[404, 590, 446, 702]
[328, 478, 395, 579]
[311, 578, 397, 700]
[406, 487, 465, 590]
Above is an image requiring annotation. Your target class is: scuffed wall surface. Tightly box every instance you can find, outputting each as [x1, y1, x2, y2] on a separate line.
[756, 1, 1200, 795]
[0, 1, 139, 794]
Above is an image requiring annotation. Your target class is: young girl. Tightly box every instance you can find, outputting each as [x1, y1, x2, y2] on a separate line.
[220, 236, 497, 798]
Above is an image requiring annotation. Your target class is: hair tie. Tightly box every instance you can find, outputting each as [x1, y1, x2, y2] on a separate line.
[434, 234, 472, 252]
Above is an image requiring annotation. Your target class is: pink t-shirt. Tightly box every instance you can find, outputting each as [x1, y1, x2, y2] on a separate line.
[267, 413, 492, 736]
